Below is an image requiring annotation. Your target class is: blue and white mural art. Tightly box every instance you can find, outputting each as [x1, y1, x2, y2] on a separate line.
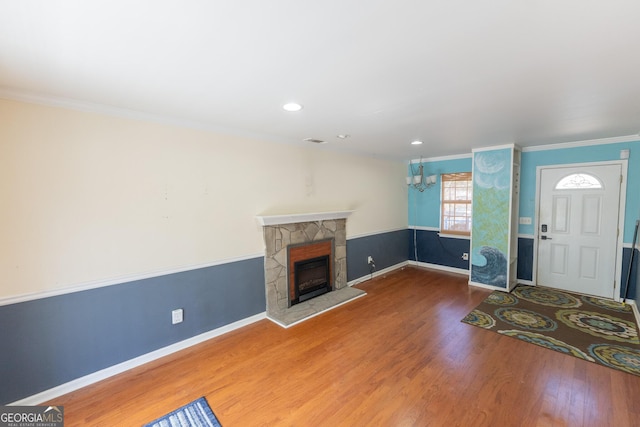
[471, 148, 512, 288]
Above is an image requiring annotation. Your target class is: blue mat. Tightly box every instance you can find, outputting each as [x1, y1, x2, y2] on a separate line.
[143, 397, 222, 427]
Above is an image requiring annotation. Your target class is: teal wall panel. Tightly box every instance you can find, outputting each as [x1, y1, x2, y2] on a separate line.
[407, 156, 472, 227]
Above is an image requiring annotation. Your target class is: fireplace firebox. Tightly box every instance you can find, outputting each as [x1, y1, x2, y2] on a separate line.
[292, 255, 331, 305]
[287, 239, 334, 307]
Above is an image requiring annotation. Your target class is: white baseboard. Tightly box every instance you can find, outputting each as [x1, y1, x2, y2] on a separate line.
[468, 280, 510, 292]
[347, 260, 471, 286]
[10, 312, 266, 406]
[347, 261, 410, 286]
[408, 260, 469, 277]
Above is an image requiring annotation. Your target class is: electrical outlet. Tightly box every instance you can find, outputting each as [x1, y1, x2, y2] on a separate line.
[172, 308, 183, 324]
[462, 253, 469, 260]
[368, 255, 376, 274]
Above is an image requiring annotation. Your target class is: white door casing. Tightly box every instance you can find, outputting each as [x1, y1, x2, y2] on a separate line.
[536, 163, 623, 299]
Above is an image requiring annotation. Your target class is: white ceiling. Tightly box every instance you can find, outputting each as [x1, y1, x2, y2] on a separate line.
[2, 1, 640, 161]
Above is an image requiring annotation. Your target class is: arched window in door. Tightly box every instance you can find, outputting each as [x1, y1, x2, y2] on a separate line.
[555, 173, 603, 190]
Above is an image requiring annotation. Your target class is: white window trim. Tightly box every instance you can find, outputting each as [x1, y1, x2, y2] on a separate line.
[437, 232, 471, 240]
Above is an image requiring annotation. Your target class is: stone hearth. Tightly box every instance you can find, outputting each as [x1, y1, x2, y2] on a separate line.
[258, 211, 365, 327]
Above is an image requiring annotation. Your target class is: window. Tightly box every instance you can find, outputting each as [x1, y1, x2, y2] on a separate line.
[441, 172, 473, 235]
[555, 173, 602, 190]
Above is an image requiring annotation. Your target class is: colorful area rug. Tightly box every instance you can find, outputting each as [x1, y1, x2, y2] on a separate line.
[462, 285, 640, 376]
[143, 397, 222, 427]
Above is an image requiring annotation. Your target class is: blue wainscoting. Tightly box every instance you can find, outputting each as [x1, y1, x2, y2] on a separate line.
[517, 237, 534, 282]
[408, 229, 470, 270]
[0, 256, 266, 405]
[346, 229, 410, 280]
[408, 230, 536, 282]
[621, 247, 639, 301]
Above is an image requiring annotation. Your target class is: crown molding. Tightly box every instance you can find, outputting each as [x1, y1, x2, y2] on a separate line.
[521, 135, 639, 152]
[409, 152, 472, 164]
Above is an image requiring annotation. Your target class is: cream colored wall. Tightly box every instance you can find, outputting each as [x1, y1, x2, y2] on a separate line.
[0, 98, 407, 298]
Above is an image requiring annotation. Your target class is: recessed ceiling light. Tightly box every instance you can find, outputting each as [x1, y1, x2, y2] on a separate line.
[282, 102, 303, 112]
[303, 137, 325, 144]
[337, 134, 350, 139]
[411, 140, 423, 145]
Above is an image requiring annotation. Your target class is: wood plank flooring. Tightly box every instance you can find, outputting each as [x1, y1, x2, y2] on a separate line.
[46, 266, 640, 426]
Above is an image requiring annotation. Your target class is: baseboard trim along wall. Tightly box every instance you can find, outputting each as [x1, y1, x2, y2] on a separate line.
[347, 261, 410, 286]
[468, 280, 515, 292]
[11, 312, 266, 406]
[409, 260, 469, 277]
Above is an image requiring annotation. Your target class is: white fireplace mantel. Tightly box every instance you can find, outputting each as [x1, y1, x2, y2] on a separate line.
[255, 210, 354, 227]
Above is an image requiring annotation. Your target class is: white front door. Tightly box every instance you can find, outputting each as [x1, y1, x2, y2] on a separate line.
[537, 164, 621, 298]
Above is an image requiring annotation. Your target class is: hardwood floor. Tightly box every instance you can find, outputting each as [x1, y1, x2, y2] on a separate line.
[46, 266, 640, 426]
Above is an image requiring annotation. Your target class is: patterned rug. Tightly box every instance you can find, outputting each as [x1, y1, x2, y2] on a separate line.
[462, 285, 640, 376]
[143, 397, 222, 427]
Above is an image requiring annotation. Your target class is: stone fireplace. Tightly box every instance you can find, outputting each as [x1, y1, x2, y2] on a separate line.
[257, 211, 366, 327]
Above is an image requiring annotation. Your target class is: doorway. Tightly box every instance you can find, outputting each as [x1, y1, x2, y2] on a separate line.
[536, 162, 624, 299]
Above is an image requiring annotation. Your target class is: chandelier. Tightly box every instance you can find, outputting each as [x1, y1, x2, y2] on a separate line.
[406, 158, 437, 192]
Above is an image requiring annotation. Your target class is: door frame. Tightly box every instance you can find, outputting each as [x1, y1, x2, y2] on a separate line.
[533, 160, 628, 300]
